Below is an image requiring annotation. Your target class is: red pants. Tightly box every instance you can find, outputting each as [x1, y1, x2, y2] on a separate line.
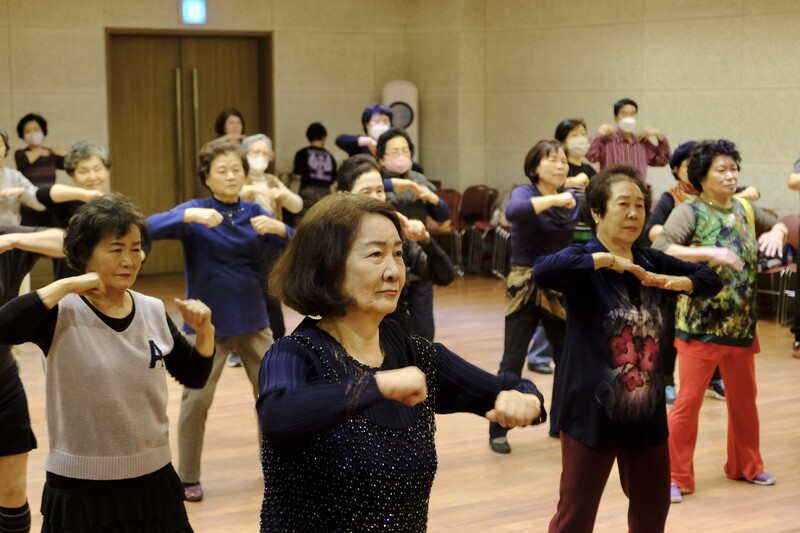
[549, 433, 670, 533]
[668, 339, 764, 492]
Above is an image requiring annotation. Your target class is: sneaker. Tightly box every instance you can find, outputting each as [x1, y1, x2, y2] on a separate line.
[226, 352, 242, 367]
[747, 471, 776, 486]
[489, 437, 511, 454]
[670, 483, 683, 503]
[528, 362, 553, 375]
[793, 341, 800, 359]
[183, 483, 204, 502]
[665, 385, 676, 406]
[705, 379, 725, 400]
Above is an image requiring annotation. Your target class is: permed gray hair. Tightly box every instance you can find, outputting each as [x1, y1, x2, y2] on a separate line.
[241, 133, 273, 158]
[64, 141, 111, 176]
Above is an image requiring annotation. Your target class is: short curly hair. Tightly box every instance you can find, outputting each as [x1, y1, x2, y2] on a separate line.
[687, 139, 740, 193]
[585, 164, 650, 224]
[64, 193, 149, 273]
[16, 113, 48, 139]
[270, 193, 403, 318]
[197, 138, 249, 190]
[64, 141, 111, 176]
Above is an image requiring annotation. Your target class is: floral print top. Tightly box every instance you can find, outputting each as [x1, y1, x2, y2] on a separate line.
[655, 197, 777, 347]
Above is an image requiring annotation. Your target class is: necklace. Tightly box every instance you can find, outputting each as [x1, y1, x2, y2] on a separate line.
[700, 193, 731, 209]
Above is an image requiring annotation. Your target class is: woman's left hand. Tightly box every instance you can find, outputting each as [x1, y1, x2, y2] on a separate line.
[175, 298, 212, 330]
[636, 272, 693, 293]
[758, 228, 786, 258]
[251, 215, 287, 237]
[485, 390, 541, 429]
[175, 298, 215, 356]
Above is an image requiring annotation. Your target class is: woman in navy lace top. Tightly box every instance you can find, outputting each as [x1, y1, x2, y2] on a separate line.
[256, 194, 546, 532]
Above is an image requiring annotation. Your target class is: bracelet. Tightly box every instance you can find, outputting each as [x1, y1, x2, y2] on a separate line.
[609, 254, 616, 269]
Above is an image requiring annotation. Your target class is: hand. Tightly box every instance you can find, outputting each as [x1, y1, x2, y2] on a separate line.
[485, 390, 541, 429]
[82, 189, 104, 202]
[174, 298, 213, 332]
[250, 215, 287, 237]
[758, 228, 786, 258]
[184, 208, 224, 228]
[598, 124, 615, 136]
[401, 218, 429, 242]
[637, 127, 663, 141]
[51, 147, 66, 157]
[0, 187, 24, 198]
[554, 192, 576, 209]
[358, 136, 377, 155]
[0, 234, 17, 253]
[565, 173, 590, 189]
[248, 184, 283, 200]
[637, 272, 693, 293]
[707, 247, 744, 271]
[606, 253, 648, 278]
[391, 178, 423, 195]
[69, 272, 105, 297]
[374, 367, 428, 406]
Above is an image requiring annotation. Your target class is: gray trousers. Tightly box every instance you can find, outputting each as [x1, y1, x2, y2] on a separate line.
[177, 326, 273, 483]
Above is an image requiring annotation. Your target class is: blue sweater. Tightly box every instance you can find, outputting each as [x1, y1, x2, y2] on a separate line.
[505, 184, 579, 267]
[147, 197, 292, 336]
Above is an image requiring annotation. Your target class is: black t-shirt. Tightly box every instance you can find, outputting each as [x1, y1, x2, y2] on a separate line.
[293, 147, 337, 189]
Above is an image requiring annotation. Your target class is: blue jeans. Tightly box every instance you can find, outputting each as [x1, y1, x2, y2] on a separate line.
[527, 322, 553, 365]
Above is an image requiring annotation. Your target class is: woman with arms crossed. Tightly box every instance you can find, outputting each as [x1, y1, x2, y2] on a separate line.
[257, 194, 545, 532]
[535, 165, 721, 532]
[0, 195, 215, 532]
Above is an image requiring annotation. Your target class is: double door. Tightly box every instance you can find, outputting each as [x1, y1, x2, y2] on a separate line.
[107, 33, 272, 274]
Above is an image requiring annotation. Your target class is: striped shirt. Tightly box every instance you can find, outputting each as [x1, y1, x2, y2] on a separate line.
[586, 130, 670, 183]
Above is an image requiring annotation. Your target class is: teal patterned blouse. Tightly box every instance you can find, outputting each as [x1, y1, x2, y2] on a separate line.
[673, 197, 759, 346]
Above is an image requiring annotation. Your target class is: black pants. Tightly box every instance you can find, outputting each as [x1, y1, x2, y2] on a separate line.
[491, 297, 565, 438]
[406, 280, 435, 342]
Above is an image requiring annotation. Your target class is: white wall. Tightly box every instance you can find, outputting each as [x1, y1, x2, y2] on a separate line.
[2, 0, 800, 215]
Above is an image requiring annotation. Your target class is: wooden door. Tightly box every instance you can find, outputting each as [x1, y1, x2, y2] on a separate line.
[107, 33, 270, 275]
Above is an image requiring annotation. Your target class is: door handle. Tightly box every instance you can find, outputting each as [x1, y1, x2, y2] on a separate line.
[192, 68, 201, 197]
[175, 68, 185, 204]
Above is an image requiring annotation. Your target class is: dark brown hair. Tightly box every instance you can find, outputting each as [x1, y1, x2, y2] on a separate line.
[523, 140, 563, 184]
[585, 164, 650, 220]
[270, 193, 403, 317]
[64, 193, 149, 272]
[197, 138, 248, 190]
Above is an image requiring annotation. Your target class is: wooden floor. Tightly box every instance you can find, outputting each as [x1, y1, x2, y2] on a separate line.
[15, 274, 800, 532]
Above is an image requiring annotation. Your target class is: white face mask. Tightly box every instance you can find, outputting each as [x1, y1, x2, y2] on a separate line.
[566, 136, 590, 158]
[25, 131, 44, 147]
[247, 155, 268, 174]
[618, 117, 637, 133]
[368, 123, 390, 140]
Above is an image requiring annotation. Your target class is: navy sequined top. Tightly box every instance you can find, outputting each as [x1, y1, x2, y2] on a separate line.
[256, 317, 545, 532]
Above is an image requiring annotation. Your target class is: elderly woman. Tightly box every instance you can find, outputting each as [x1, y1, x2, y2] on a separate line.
[652, 139, 786, 502]
[336, 154, 455, 336]
[489, 139, 579, 453]
[147, 138, 292, 502]
[534, 165, 721, 533]
[238, 133, 302, 342]
[256, 193, 544, 531]
[36, 140, 108, 279]
[0, 128, 47, 225]
[0, 226, 64, 532]
[0, 194, 215, 532]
